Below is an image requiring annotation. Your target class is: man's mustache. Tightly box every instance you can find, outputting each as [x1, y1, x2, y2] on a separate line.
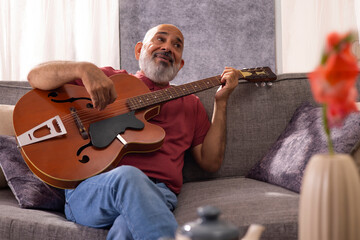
[152, 51, 174, 64]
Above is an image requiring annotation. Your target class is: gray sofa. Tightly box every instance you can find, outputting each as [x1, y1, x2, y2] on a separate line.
[0, 72, 346, 240]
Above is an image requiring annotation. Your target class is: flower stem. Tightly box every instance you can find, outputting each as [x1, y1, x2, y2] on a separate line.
[322, 104, 334, 155]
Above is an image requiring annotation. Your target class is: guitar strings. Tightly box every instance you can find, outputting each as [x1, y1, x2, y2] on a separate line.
[60, 87, 176, 126]
[60, 98, 131, 125]
[58, 75, 223, 126]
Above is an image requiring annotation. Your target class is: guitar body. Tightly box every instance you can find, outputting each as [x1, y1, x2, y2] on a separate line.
[13, 74, 165, 189]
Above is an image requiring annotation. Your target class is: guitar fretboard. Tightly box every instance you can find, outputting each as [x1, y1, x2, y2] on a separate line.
[127, 76, 221, 111]
[126, 66, 277, 111]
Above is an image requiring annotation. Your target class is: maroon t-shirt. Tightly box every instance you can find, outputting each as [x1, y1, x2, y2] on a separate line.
[72, 67, 210, 194]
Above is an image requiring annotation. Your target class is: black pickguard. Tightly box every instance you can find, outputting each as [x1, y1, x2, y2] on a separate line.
[89, 111, 144, 148]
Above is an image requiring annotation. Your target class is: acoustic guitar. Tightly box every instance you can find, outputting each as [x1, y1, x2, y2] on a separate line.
[13, 67, 276, 189]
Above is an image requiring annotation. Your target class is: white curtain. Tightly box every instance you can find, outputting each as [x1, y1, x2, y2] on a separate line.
[0, 0, 120, 81]
[277, 0, 359, 74]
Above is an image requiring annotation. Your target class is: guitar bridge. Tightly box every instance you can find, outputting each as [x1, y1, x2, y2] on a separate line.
[16, 115, 67, 147]
[70, 107, 89, 140]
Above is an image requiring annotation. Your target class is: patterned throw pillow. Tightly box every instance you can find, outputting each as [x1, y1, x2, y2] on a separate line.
[0, 135, 65, 211]
[247, 103, 360, 193]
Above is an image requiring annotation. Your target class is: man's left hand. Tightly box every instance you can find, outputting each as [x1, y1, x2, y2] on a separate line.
[215, 67, 239, 102]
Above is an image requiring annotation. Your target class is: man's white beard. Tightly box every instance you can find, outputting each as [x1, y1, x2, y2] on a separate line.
[139, 50, 180, 84]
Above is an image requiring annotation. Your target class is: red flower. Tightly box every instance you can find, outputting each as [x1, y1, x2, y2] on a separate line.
[308, 32, 359, 127]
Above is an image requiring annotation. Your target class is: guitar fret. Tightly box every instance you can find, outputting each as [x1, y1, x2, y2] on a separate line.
[197, 80, 206, 90]
[189, 83, 197, 92]
[173, 87, 183, 98]
[166, 88, 175, 99]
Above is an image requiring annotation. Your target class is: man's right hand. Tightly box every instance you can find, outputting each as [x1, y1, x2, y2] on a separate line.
[79, 63, 118, 111]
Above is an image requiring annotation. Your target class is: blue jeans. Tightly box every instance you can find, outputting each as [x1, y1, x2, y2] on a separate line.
[64, 165, 178, 240]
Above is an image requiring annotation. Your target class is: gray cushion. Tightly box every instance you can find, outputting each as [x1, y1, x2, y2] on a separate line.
[246, 103, 360, 193]
[0, 135, 65, 211]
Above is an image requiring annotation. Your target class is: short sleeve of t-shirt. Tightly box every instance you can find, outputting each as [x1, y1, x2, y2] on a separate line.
[69, 66, 128, 86]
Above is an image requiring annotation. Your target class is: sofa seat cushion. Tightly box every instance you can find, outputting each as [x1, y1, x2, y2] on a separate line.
[0, 189, 108, 240]
[174, 177, 299, 240]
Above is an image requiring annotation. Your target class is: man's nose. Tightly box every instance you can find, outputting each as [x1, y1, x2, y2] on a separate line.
[160, 41, 173, 53]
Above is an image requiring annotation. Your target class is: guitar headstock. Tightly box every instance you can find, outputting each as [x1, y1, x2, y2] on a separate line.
[238, 67, 277, 83]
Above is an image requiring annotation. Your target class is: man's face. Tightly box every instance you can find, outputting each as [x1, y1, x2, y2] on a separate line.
[136, 25, 185, 84]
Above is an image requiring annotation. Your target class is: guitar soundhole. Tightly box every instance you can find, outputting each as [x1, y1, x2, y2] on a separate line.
[79, 155, 89, 164]
[77, 142, 92, 164]
[48, 92, 58, 97]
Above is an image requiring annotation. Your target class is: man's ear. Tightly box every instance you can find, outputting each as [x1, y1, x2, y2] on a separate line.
[135, 42, 143, 60]
[179, 59, 185, 71]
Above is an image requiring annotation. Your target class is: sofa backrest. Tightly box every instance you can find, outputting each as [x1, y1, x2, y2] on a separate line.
[0, 81, 32, 105]
[182, 73, 360, 182]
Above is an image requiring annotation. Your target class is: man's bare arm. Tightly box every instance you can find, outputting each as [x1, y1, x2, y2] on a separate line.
[191, 67, 239, 172]
[27, 61, 117, 110]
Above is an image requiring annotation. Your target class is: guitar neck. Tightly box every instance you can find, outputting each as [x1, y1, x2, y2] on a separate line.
[127, 66, 276, 111]
[127, 76, 221, 111]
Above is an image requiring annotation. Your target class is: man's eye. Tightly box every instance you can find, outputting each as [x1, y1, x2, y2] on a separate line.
[174, 43, 182, 48]
[157, 37, 164, 42]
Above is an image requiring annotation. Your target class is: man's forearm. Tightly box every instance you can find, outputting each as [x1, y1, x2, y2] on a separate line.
[27, 61, 90, 90]
[200, 100, 228, 172]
